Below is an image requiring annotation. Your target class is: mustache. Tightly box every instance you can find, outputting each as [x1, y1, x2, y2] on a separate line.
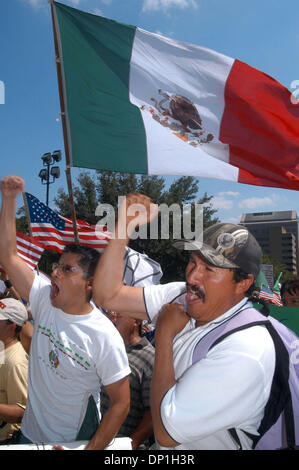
[187, 283, 205, 302]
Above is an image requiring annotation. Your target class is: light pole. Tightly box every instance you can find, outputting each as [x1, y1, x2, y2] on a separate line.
[38, 150, 62, 205]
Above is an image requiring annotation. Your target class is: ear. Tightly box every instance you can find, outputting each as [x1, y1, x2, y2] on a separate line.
[8, 322, 17, 336]
[235, 274, 254, 294]
[85, 277, 94, 298]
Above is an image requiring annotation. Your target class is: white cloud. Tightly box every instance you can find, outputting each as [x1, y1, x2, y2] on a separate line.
[218, 191, 240, 198]
[238, 197, 274, 210]
[93, 8, 104, 16]
[68, 0, 84, 5]
[225, 216, 241, 224]
[209, 196, 234, 210]
[142, 0, 198, 12]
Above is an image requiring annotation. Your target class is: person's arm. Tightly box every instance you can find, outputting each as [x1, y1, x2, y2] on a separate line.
[85, 376, 130, 450]
[0, 404, 25, 423]
[19, 321, 34, 355]
[93, 194, 159, 319]
[0, 176, 34, 301]
[130, 409, 153, 450]
[150, 303, 190, 447]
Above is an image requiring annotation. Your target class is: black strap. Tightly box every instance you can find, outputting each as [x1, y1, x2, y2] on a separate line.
[228, 428, 242, 450]
[210, 319, 296, 450]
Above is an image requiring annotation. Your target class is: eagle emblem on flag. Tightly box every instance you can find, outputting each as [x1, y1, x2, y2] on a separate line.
[140, 89, 214, 147]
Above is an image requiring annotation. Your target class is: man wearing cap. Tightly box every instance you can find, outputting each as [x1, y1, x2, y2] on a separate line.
[93, 193, 276, 450]
[0, 298, 28, 444]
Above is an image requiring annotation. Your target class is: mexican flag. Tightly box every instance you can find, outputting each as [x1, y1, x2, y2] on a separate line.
[52, 1, 299, 190]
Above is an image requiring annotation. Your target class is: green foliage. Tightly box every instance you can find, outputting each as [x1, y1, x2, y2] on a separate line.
[262, 253, 296, 284]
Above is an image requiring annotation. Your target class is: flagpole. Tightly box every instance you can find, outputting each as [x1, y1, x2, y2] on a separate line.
[22, 192, 33, 238]
[49, 0, 79, 244]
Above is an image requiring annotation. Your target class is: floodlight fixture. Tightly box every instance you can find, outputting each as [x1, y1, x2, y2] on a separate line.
[41, 152, 52, 165]
[50, 166, 60, 178]
[38, 150, 62, 205]
[52, 150, 62, 162]
[38, 169, 48, 181]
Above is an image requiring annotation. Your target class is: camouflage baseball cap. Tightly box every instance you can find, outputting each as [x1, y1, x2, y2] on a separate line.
[173, 223, 262, 278]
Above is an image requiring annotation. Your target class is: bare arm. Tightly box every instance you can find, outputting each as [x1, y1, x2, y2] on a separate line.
[93, 194, 159, 319]
[85, 376, 130, 450]
[0, 176, 34, 301]
[0, 404, 25, 423]
[150, 303, 190, 447]
[19, 321, 34, 355]
[130, 409, 153, 450]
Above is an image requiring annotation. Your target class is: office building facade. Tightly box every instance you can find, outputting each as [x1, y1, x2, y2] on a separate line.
[240, 210, 298, 275]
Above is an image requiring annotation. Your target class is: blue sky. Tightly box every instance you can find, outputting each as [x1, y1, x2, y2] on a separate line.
[1, 0, 299, 223]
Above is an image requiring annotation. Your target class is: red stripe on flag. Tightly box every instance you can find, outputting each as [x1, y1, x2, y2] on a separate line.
[15, 231, 45, 270]
[16, 238, 44, 258]
[31, 224, 111, 254]
[220, 59, 299, 190]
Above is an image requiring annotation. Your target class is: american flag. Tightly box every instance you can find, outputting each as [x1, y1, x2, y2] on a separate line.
[25, 192, 111, 253]
[0, 231, 45, 276]
[16, 230, 45, 269]
[258, 285, 283, 306]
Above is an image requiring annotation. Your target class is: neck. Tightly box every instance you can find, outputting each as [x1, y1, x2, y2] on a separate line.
[128, 331, 142, 346]
[194, 296, 248, 328]
[4, 337, 18, 349]
[64, 304, 93, 315]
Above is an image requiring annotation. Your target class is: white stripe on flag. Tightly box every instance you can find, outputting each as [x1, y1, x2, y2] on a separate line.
[129, 28, 239, 181]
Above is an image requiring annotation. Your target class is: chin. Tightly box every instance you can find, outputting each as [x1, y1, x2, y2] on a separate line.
[50, 294, 62, 309]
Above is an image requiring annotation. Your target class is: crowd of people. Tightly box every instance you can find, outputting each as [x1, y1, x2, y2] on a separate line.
[0, 175, 298, 450]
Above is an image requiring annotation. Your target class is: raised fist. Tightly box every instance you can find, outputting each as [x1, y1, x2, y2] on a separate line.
[1, 176, 25, 199]
[118, 193, 159, 238]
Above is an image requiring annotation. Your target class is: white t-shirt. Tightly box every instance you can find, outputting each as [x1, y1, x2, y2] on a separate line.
[21, 274, 130, 443]
[144, 283, 276, 450]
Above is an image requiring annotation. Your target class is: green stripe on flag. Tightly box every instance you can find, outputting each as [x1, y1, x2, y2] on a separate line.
[54, 2, 148, 173]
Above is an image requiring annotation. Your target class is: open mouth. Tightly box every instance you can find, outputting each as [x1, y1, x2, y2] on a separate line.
[186, 284, 205, 303]
[51, 280, 61, 301]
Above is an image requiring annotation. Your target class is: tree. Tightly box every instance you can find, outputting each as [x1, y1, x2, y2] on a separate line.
[53, 170, 220, 282]
[262, 253, 296, 284]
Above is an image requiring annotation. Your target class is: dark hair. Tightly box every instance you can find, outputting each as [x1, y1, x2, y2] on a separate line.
[6, 320, 22, 339]
[280, 278, 299, 299]
[232, 268, 256, 297]
[63, 244, 101, 279]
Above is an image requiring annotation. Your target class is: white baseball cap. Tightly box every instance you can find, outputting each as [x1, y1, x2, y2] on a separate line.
[0, 298, 28, 326]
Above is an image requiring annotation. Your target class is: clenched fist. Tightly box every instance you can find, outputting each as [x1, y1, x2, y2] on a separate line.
[1, 176, 25, 199]
[117, 193, 159, 239]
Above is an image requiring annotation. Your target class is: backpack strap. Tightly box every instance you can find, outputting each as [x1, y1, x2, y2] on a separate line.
[255, 321, 295, 450]
[192, 306, 268, 363]
[192, 307, 295, 450]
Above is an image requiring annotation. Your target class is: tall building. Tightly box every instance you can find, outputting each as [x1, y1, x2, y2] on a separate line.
[240, 210, 298, 275]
